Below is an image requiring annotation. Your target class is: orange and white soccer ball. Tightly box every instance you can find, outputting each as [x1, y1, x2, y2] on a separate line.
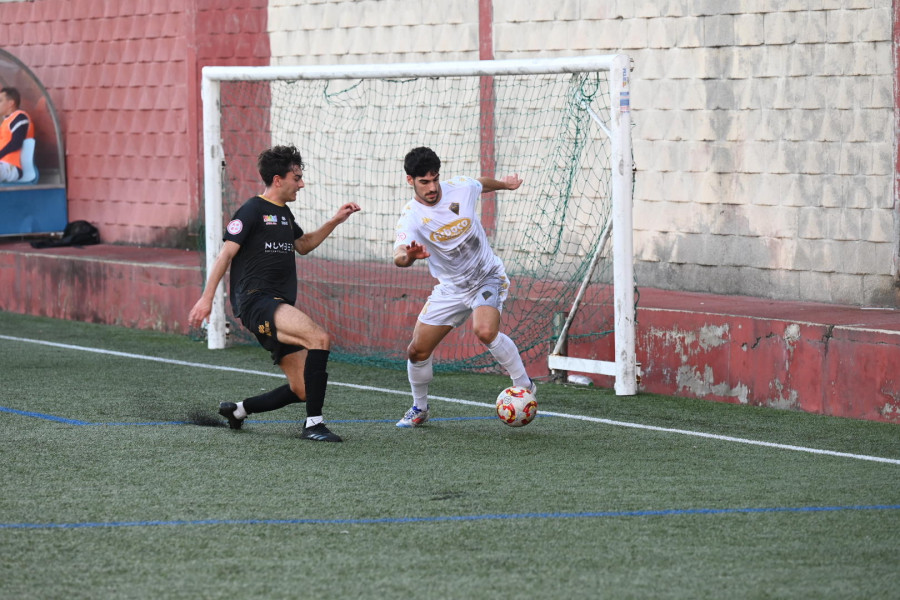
[496, 386, 538, 427]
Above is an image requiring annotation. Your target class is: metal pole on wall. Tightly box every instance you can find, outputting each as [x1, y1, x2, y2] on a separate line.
[478, 0, 497, 238]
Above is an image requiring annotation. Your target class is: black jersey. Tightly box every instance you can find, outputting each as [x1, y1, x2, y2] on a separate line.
[224, 195, 304, 317]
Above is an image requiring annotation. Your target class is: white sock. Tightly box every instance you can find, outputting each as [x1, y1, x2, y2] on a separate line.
[233, 401, 247, 419]
[305, 415, 323, 428]
[488, 333, 530, 388]
[407, 357, 433, 410]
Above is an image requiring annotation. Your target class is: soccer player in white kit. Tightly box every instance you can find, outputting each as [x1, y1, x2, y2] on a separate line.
[393, 147, 536, 427]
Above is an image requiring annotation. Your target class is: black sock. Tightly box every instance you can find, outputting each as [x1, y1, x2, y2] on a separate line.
[304, 349, 330, 419]
[243, 384, 301, 414]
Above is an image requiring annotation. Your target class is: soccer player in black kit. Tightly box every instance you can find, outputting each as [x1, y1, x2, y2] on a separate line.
[189, 145, 360, 442]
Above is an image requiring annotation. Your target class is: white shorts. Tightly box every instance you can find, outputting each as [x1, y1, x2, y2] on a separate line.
[418, 271, 511, 328]
[0, 161, 20, 182]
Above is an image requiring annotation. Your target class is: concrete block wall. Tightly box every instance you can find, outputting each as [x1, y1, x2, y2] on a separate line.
[268, 0, 899, 308]
[0, 0, 895, 308]
[268, 0, 479, 64]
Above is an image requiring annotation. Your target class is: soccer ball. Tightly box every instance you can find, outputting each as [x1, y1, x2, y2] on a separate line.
[496, 386, 538, 427]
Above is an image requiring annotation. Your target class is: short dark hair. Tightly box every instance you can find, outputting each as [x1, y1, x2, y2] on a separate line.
[257, 145, 305, 186]
[1, 87, 21, 108]
[404, 146, 441, 178]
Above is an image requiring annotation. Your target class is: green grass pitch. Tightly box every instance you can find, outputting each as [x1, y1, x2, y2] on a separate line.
[1, 311, 899, 599]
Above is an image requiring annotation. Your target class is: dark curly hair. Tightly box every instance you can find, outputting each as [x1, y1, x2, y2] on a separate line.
[404, 146, 441, 178]
[258, 145, 305, 186]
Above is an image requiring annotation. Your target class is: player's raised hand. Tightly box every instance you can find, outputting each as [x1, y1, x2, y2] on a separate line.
[334, 202, 361, 223]
[406, 240, 430, 260]
[500, 174, 523, 190]
[394, 239, 430, 267]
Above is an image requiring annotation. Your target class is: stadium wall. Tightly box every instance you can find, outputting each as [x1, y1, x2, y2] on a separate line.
[0, 1, 898, 424]
[265, 0, 899, 309]
[0, 0, 270, 247]
[2, 241, 898, 424]
[0, 0, 894, 306]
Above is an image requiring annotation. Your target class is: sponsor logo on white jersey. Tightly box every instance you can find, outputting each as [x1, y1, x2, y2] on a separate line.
[430, 217, 471, 243]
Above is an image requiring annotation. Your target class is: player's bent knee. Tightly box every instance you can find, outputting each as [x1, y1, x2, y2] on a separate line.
[407, 345, 431, 363]
[290, 382, 306, 401]
[474, 327, 498, 346]
[309, 329, 331, 351]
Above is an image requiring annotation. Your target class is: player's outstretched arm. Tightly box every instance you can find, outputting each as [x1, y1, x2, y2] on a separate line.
[295, 202, 361, 255]
[394, 240, 430, 267]
[188, 240, 240, 328]
[477, 174, 523, 193]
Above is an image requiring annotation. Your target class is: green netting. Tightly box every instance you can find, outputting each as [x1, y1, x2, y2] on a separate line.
[216, 70, 619, 373]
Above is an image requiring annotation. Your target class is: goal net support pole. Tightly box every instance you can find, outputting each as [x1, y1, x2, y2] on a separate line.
[547, 55, 636, 395]
[200, 74, 227, 350]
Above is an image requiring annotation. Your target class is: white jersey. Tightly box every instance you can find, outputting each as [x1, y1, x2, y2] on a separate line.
[394, 175, 504, 291]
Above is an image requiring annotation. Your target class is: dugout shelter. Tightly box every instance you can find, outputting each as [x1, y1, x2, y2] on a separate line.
[0, 48, 67, 236]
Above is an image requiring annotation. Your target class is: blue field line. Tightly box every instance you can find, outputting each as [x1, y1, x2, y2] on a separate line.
[0, 405, 90, 425]
[85, 421, 190, 426]
[0, 410, 502, 426]
[3, 504, 898, 530]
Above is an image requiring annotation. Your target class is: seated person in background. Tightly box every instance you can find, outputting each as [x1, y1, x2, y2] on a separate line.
[0, 87, 33, 183]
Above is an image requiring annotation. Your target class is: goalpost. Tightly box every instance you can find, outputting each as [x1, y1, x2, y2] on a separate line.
[201, 55, 637, 395]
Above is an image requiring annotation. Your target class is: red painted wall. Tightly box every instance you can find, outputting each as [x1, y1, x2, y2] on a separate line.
[895, 0, 900, 282]
[3, 241, 899, 424]
[0, 0, 269, 247]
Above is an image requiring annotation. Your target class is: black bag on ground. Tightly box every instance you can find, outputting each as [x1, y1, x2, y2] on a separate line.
[30, 220, 100, 248]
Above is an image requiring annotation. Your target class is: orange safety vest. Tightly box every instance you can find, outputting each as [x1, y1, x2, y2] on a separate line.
[0, 109, 34, 170]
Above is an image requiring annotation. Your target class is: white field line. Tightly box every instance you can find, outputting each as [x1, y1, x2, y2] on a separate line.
[2, 334, 899, 466]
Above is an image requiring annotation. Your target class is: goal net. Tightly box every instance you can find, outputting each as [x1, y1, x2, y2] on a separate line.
[201, 55, 637, 394]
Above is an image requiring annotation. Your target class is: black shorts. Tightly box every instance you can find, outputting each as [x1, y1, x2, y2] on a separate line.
[237, 293, 304, 364]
